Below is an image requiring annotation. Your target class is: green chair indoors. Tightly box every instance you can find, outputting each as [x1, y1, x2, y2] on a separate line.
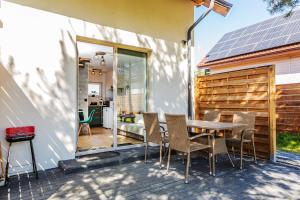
[78, 109, 95, 136]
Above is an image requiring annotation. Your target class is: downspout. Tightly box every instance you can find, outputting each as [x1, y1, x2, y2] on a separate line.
[187, 0, 215, 119]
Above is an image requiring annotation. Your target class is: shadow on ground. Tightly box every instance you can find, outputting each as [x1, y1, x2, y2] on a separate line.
[0, 153, 300, 200]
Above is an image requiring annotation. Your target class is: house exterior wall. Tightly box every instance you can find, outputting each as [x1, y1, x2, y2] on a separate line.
[209, 57, 300, 85]
[0, 0, 193, 174]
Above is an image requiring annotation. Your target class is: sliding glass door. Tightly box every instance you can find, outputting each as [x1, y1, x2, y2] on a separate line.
[115, 48, 147, 147]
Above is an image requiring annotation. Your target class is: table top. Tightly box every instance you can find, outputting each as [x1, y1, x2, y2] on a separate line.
[186, 120, 246, 131]
[161, 120, 247, 131]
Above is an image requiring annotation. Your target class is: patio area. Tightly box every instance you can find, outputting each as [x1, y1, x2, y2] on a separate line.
[1, 154, 299, 200]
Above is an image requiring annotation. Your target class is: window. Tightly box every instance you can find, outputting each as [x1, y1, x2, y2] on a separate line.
[88, 83, 102, 96]
[117, 48, 147, 114]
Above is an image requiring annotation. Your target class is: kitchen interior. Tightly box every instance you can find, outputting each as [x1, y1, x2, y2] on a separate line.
[77, 41, 142, 151]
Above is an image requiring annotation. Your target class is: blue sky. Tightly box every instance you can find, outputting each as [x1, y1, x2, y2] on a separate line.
[194, 0, 283, 63]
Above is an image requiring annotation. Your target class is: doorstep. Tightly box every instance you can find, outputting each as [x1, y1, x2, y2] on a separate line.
[58, 146, 160, 174]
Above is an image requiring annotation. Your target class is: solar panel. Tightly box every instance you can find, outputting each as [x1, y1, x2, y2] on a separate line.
[206, 9, 300, 62]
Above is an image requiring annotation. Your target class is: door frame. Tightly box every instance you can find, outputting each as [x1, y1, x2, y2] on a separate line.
[75, 36, 152, 156]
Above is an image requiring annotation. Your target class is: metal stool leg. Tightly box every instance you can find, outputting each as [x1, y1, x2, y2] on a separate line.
[4, 142, 12, 186]
[29, 140, 38, 179]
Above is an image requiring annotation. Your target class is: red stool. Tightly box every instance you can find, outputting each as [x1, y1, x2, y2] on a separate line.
[5, 126, 38, 185]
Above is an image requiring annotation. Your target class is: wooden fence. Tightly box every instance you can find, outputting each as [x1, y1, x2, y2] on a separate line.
[276, 83, 300, 133]
[194, 66, 276, 159]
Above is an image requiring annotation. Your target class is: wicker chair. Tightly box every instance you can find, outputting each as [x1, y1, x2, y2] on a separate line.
[165, 114, 213, 183]
[226, 112, 257, 169]
[202, 110, 235, 170]
[143, 113, 168, 167]
[202, 110, 221, 134]
[203, 110, 220, 121]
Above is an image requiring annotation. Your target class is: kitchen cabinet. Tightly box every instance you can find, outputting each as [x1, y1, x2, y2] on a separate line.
[89, 106, 103, 127]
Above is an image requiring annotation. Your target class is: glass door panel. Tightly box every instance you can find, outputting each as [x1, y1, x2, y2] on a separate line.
[116, 48, 147, 147]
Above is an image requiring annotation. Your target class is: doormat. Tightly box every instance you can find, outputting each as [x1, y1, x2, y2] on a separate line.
[111, 143, 133, 147]
[76, 151, 120, 162]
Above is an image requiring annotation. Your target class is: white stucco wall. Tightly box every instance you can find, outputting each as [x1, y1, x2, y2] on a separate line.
[209, 57, 300, 85]
[0, 1, 191, 174]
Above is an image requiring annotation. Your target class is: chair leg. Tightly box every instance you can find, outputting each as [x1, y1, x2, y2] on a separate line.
[163, 140, 167, 156]
[163, 144, 169, 160]
[252, 139, 257, 164]
[159, 141, 162, 168]
[208, 150, 212, 175]
[166, 147, 171, 174]
[185, 152, 191, 184]
[227, 152, 235, 167]
[144, 142, 148, 163]
[232, 146, 236, 159]
[240, 141, 244, 170]
[212, 151, 215, 176]
[77, 124, 82, 136]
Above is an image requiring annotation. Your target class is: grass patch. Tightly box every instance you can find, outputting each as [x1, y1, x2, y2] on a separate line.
[277, 133, 300, 154]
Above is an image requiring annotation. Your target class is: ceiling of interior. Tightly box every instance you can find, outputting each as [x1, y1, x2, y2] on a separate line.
[77, 41, 113, 71]
[77, 41, 147, 74]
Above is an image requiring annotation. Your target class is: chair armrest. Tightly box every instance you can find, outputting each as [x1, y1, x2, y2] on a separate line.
[189, 133, 214, 140]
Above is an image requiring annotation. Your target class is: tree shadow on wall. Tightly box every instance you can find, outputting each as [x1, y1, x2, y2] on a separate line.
[0, 30, 76, 174]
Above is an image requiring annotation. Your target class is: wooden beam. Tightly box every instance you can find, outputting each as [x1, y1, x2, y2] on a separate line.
[268, 65, 276, 161]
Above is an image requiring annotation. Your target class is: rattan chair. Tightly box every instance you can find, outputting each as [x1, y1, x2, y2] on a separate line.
[202, 110, 221, 134]
[165, 114, 213, 183]
[202, 110, 235, 170]
[226, 112, 257, 169]
[203, 110, 220, 121]
[143, 113, 168, 167]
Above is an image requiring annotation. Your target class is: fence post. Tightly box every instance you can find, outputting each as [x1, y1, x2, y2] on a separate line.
[268, 65, 277, 162]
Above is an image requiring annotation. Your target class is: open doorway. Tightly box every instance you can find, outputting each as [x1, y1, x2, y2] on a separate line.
[77, 42, 114, 151]
[76, 41, 148, 153]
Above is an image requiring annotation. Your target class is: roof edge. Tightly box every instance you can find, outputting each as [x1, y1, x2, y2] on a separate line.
[198, 43, 300, 68]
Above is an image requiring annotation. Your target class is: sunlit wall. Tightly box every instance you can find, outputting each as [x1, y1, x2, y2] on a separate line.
[0, 0, 193, 174]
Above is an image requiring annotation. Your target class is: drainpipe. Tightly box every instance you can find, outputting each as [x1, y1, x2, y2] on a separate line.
[187, 0, 215, 119]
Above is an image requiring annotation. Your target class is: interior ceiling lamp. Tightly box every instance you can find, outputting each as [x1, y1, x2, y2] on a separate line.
[91, 69, 102, 76]
[91, 51, 106, 67]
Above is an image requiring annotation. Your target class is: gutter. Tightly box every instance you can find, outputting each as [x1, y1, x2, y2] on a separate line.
[187, 0, 232, 119]
[187, 0, 216, 119]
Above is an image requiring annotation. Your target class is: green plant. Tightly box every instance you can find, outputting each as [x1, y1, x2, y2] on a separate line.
[277, 133, 300, 154]
[264, 0, 300, 16]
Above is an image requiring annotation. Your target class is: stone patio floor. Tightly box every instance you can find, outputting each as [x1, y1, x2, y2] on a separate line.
[0, 155, 300, 200]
